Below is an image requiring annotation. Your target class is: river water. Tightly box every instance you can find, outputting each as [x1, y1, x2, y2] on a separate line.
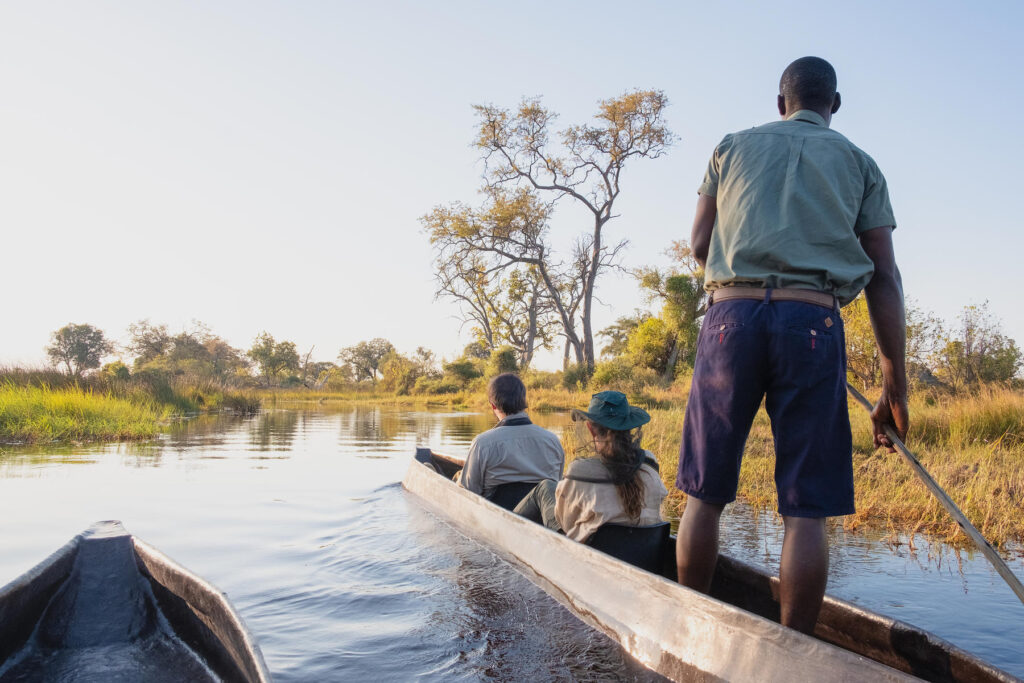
[0, 406, 1021, 681]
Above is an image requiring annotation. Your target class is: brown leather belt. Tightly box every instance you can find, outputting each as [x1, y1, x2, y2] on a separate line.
[710, 286, 837, 309]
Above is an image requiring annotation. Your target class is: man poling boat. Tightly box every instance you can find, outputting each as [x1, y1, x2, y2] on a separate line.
[675, 55, 911, 635]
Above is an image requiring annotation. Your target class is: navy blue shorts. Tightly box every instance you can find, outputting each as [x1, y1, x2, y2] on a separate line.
[676, 296, 854, 518]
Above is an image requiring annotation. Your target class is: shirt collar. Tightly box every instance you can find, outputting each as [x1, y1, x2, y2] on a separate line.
[786, 109, 829, 128]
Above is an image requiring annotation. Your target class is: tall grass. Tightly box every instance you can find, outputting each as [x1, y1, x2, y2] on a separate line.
[562, 387, 1024, 547]
[0, 383, 170, 443]
[0, 366, 261, 443]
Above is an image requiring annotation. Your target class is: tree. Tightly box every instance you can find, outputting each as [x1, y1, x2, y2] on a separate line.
[431, 246, 559, 368]
[634, 240, 706, 380]
[842, 297, 945, 390]
[472, 90, 674, 370]
[932, 302, 1022, 388]
[425, 188, 590, 366]
[625, 318, 674, 373]
[248, 332, 300, 386]
[338, 338, 395, 383]
[599, 311, 651, 358]
[127, 320, 172, 367]
[46, 323, 112, 376]
[487, 345, 519, 375]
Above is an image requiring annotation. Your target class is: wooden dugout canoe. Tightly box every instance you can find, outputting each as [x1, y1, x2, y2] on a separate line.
[0, 521, 271, 683]
[403, 454, 1019, 683]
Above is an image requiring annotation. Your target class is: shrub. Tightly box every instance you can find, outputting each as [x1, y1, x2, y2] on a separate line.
[414, 376, 462, 395]
[523, 369, 561, 390]
[562, 363, 591, 391]
[591, 358, 659, 393]
[443, 359, 483, 386]
[102, 361, 131, 381]
[487, 346, 519, 376]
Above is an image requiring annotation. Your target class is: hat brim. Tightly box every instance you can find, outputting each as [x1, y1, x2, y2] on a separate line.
[570, 406, 651, 431]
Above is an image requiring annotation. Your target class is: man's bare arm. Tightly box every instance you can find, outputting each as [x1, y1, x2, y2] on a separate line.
[690, 194, 717, 268]
[859, 226, 909, 450]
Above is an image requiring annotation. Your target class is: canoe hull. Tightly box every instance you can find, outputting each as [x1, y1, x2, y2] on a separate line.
[402, 458, 917, 682]
[0, 521, 270, 683]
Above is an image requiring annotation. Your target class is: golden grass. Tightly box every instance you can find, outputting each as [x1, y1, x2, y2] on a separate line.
[559, 387, 1024, 547]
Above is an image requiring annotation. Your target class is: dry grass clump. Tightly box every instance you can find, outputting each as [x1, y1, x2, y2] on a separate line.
[562, 392, 1024, 547]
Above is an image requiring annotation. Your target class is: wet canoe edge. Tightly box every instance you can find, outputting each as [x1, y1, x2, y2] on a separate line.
[403, 456, 1020, 683]
[0, 521, 271, 682]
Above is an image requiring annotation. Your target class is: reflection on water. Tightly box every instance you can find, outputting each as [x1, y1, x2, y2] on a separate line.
[0, 406, 1021, 679]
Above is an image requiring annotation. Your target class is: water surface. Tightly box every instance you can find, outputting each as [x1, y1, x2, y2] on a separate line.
[0, 406, 1021, 679]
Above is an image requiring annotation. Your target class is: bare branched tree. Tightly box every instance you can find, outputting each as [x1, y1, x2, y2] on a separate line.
[472, 90, 674, 369]
[425, 188, 587, 365]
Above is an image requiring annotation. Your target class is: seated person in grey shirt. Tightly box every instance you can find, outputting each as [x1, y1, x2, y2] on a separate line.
[456, 373, 565, 503]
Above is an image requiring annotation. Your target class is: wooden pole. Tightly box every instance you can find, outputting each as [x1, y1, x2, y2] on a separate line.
[846, 383, 1024, 607]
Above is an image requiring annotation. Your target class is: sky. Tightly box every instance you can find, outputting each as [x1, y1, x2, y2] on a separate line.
[2, 1, 1023, 371]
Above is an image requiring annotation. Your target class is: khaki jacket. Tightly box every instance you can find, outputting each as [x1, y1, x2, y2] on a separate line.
[554, 453, 668, 542]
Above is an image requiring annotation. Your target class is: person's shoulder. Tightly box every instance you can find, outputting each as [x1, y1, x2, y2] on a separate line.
[566, 457, 606, 476]
[524, 422, 563, 443]
[470, 426, 503, 447]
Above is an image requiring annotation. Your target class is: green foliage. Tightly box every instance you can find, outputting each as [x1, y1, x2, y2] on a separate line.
[413, 376, 462, 395]
[378, 347, 441, 395]
[522, 369, 561, 390]
[463, 341, 490, 360]
[932, 302, 1022, 388]
[625, 317, 674, 373]
[442, 359, 483, 386]
[598, 311, 651, 358]
[127, 320, 173, 367]
[561, 363, 591, 391]
[844, 298, 1020, 390]
[487, 345, 518, 376]
[338, 338, 395, 383]
[590, 357, 658, 392]
[0, 382, 168, 442]
[248, 332, 301, 386]
[102, 361, 131, 381]
[843, 296, 943, 389]
[46, 323, 113, 376]
[127, 320, 249, 382]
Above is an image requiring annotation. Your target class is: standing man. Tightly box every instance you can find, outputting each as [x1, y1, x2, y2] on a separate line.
[457, 373, 565, 502]
[675, 57, 909, 634]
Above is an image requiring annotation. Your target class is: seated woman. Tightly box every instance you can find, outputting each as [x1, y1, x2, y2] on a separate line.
[514, 391, 668, 542]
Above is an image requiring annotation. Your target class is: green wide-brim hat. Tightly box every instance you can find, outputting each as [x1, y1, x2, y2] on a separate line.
[570, 390, 650, 431]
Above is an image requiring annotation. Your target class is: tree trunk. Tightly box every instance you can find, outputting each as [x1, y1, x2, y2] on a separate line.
[662, 336, 681, 384]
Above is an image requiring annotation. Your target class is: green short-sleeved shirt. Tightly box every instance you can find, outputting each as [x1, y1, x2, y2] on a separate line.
[699, 110, 896, 306]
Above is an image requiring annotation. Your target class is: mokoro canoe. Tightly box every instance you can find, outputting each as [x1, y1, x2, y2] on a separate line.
[0, 521, 270, 683]
[403, 452, 1019, 683]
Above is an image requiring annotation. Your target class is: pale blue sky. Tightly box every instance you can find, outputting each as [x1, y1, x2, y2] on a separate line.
[3, 1, 1022, 369]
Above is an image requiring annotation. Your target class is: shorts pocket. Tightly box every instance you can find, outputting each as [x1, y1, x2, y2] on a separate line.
[701, 321, 745, 349]
[781, 324, 837, 388]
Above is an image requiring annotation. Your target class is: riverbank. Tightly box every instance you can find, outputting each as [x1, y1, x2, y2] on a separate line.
[0, 372, 260, 444]
[583, 387, 1024, 548]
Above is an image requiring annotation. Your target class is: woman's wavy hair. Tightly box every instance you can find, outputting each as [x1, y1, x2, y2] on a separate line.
[586, 422, 646, 521]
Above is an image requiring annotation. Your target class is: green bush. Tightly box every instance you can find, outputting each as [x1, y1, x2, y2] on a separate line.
[591, 358, 659, 393]
[102, 361, 131, 381]
[487, 346, 519, 376]
[443, 358, 483, 386]
[523, 369, 561, 390]
[414, 376, 462, 394]
[562, 363, 591, 391]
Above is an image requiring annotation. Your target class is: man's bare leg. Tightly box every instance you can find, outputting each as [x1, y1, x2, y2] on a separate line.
[779, 516, 828, 634]
[676, 498, 725, 592]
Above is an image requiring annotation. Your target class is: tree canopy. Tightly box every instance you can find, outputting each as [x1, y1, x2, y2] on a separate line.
[46, 324, 113, 377]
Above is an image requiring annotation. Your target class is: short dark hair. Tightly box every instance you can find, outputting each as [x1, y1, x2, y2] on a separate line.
[779, 57, 837, 111]
[487, 373, 527, 414]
